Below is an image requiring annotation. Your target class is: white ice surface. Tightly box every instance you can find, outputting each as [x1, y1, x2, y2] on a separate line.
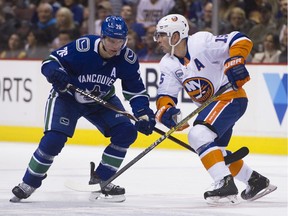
[0, 142, 287, 216]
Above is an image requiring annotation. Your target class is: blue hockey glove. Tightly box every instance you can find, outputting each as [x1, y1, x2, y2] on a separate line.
[46, 68, 70, 93]
[224, 56, 250, 91]
[134, 108, 156, 135]
[156, 105, 189, 131]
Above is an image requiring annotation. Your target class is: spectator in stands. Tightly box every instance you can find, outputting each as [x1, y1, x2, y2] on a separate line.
[79, 2, 89, 36]
[169, 0, 188, 16]
[187, 0, 204, 24]
[51, 7, 80, 48]
[30, 0, 62, 25]
[24, 28, 50, 59]
[248, 2, 277, 55]
[62, 0, 84, 26]
[52, 29, 78, 50]
[0, 1, 21, 51]
[120, 3, 145, 48]
[137, 25, 163, 61]
[279, 25, 287, 63]
[126, 29, 139, 52]
[252, 32, 282, 63]
[94, 1, 113, 36]
[219, 0, 244, 22]
[32, 2, 58, 43]
[276, 0, 287, 35]
[195, 1, 213, 32]
[136, 0, 175, 29]
[0, 33, 26, 59]
[109, 0, 123, 16]
[193, 1, 225, 33]
[220, 7, 251, 35]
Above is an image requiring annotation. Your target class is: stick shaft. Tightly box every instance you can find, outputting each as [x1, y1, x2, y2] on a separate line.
[67, 84, 195, 152]
[101, 83, 232, 188]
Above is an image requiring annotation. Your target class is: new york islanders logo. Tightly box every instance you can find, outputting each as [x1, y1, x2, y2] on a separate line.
[183, 77, 214, 103]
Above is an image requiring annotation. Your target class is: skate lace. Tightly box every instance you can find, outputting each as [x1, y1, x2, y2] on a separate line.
[210, 179, 225, 190]
[103, 182, 117, 191]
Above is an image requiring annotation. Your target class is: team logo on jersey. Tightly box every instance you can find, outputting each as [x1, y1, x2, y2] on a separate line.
[175, 69, 184, 78]
[183, 77, 214, 103]
[56, 47, 68, 57]
[125, 48, 136, 64]
[76, 37, 90, 52]
[60, 117, 69, 126]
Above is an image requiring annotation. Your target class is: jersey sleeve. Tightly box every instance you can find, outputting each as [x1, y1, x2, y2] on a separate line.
[156, 56, 183, 109]
[228, 32, 253, 59]
[119, 48, 151, 113]
[193, 31, 253, 64]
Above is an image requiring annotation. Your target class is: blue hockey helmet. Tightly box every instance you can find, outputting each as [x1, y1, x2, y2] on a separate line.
[101, 15, 128, 40]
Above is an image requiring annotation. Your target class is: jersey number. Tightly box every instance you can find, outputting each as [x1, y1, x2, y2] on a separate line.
[215, 34, 228, 43]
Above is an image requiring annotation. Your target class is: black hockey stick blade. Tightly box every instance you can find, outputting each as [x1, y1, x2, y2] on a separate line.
[224, 146, 249, 165]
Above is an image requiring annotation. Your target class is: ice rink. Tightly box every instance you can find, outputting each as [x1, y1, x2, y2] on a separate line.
[0, 142, 287, 216]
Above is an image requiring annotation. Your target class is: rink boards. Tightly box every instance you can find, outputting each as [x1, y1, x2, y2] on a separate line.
[0, 60, 287, 155]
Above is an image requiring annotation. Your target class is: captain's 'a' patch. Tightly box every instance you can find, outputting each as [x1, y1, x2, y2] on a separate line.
[125, 48, 137, 64]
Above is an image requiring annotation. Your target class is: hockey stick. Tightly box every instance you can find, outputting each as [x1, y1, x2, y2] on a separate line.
[67, 84, 247, 161]
[67, 83, 195, 152]
[66, 82, 248, 192]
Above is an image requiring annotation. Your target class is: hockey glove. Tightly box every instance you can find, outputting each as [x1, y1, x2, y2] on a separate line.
[46, 68, 70, 93]
[224, 56, 250, 91]
[134, 108, 156, 135]
[156, 105, 189, 131]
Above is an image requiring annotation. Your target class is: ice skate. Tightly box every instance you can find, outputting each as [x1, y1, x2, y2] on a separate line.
[204, 175, 239, 205]
[241, 171, 277, 201]
[89, 162, 126, 202]
[10, 182, 36, 203]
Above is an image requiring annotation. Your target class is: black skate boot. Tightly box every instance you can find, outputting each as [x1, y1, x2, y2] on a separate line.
[241, 171, 277, 201]
[10, 182, 36, 202]
[204, 175, 238, 205]
[89, 162, 125, 202]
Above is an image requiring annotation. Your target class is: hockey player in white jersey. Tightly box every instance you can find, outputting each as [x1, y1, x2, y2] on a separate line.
[153, 14, 277, 204]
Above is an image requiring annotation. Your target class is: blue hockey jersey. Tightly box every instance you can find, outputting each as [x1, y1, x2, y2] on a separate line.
[42, 35, 150, 113]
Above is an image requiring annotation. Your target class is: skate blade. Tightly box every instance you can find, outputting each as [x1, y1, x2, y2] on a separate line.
[205, 195, 239, 206]
[89, 191, 126, 203]
[247, 184, 277, 201]
[10, 196, 22, 203]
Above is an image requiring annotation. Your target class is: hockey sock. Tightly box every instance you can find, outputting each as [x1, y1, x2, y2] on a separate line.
[200, 148, 231, 182]
[95, 123, 136, 181]
[233, 162, 253, 184]
[95, 143, 128, 180]
[23, 131, 67, 188]
[23, 148, 53, 188]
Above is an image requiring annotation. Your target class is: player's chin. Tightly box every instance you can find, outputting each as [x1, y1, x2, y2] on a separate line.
[107, 50, 118, 57]
[160, 47, 169, 54]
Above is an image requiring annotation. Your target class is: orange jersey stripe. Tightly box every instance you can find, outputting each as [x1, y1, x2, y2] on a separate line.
[205, 100, 230, 125]
[217, 88, 247, 100]
[201, 149, 224, 170]
[230, 39, 253, 59]
[229, 159, 244, 177]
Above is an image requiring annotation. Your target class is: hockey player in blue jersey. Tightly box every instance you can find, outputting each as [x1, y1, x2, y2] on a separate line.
[10, 15, 156, 202]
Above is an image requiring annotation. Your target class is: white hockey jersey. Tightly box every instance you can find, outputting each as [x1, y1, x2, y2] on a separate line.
[157, 31, 252, 107]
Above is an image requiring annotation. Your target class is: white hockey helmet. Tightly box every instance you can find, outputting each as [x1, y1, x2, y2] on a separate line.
[154, 14, 189, 55]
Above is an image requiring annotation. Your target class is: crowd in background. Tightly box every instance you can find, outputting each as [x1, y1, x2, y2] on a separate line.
[0, 0, 287, 63]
